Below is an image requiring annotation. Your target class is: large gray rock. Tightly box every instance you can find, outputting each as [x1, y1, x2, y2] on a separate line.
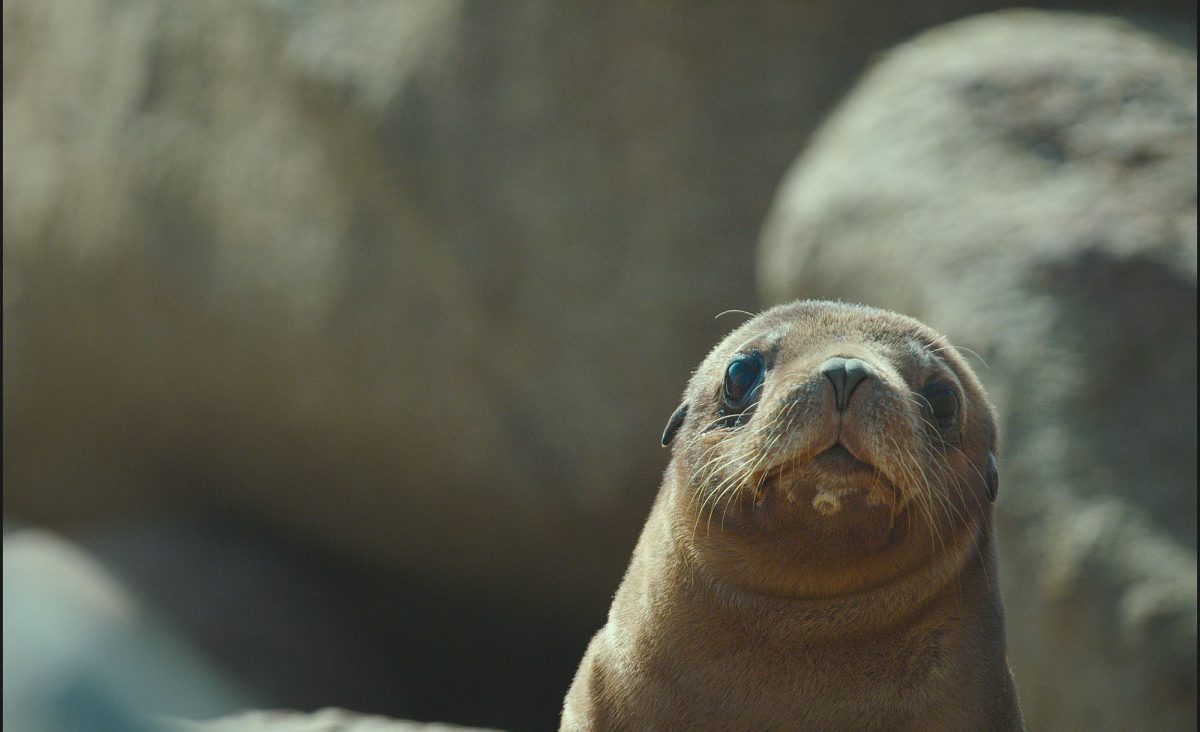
[759, 10, 1196, 731]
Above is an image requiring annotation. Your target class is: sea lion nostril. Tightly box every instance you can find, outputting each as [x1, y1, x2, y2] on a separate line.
[843, 358, 873, 398]
[820, 356, 875, 411]
[820, 356, 847, 398]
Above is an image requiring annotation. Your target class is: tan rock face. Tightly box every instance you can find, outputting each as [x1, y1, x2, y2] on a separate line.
[758, 11, 1196, 731]
[3, 0, 613, 612]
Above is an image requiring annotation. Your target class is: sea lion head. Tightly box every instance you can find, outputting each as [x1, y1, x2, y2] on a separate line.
[661, 300, 998, 598]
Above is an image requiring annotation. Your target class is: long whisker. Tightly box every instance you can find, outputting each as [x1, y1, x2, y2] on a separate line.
[714, 309, 756, 320]
[903, 396, 995, 595]
[721, 425, 785, 529]
[928, 343, 989, 371]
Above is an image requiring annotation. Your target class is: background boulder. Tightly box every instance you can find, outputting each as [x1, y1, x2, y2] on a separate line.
[758, 10, 1196, 731]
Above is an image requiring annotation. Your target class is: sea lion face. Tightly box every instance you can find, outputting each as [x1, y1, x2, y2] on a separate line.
[663, 301, 998, 597]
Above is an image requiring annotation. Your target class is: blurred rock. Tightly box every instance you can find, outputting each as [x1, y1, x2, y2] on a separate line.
[3, 0, 605, 619]
[759, 10, 1196, 731]
[167, 708, 500, 732]
[3, 529, 243, 732]
[5, 0, 1192, 608]
[3, 528, 491, 732]
[74, 517, 585, 732]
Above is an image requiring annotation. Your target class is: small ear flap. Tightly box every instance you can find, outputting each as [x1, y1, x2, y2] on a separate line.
[661, 403, 689, 447]
[985, 452, 999, 502]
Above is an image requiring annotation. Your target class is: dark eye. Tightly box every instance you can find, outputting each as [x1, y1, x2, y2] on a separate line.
[724, 353, 765, 406]
[921, 384, 959, 431]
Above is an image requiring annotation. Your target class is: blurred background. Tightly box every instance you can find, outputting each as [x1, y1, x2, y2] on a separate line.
[3, 1, 1195, 731]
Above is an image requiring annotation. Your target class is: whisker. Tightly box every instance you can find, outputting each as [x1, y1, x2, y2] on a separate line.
[928, 342, 989, 371]
[714, 309, 756, 320]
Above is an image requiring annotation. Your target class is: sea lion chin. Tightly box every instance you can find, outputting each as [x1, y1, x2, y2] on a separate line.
[742, 444, 902, 559]
[561, 300, 1024, 732]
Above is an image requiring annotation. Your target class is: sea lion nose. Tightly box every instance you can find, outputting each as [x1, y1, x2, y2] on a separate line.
[820, 357, 875, 411]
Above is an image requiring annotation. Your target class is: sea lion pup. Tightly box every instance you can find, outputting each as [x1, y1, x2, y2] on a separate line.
[561, 300, 1024, 732]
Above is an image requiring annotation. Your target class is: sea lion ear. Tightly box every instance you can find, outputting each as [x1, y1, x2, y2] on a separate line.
[661, 403, 689, 447]
[985, 452, 999, 502]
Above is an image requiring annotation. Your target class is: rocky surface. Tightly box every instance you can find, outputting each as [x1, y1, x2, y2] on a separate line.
[758, 10, 1196, 731]
[167, 709, 500, 732]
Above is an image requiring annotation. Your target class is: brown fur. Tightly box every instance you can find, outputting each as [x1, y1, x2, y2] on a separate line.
[561, 301, 1024, 731]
